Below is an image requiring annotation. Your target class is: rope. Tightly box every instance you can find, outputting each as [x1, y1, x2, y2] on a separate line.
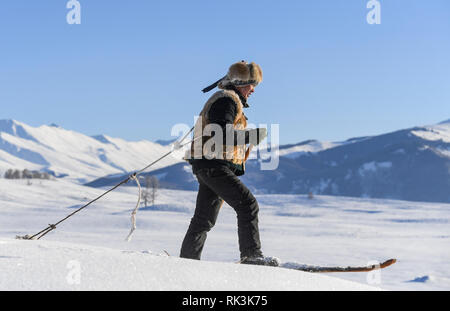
[125, 173, 141, 242]
[134, 127, 196, 175]
[24, 177, 131, 240]
[16, 127, 195, 241]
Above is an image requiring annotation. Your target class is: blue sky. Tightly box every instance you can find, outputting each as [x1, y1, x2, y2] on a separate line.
[0, 0, 449, 144]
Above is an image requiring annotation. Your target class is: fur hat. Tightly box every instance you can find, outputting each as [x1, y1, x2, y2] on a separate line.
[202, 61, 263, 93]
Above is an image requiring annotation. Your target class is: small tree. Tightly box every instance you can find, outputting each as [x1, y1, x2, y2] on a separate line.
[141, 175, 159, 207]
[4, 169, 13, 179]
[11, 169, 22, 179]
[23, 169, 33, 179]
[3, 168, 51, 180]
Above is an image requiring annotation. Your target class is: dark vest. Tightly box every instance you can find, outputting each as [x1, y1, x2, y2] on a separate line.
[185, 89, 248, 165]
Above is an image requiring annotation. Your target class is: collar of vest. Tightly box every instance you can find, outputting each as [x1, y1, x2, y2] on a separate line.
[224, 85, 249, 108]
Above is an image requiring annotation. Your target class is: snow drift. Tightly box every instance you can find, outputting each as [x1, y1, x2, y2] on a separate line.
[0, 238, 379, 291]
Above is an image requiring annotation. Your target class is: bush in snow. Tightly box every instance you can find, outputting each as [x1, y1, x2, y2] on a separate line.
[4, 169, 51, 180]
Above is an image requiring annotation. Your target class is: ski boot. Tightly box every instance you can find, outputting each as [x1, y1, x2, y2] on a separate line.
[240, 255, 280, 267]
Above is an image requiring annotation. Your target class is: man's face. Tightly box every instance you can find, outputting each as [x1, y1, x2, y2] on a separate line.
[237, 84, 255, 99]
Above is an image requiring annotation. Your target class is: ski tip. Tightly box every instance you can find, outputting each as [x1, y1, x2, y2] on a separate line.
[381, 258, 397, 268]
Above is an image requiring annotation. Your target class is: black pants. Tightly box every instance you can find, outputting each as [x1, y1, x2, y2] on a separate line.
[180, 166, 262, 260]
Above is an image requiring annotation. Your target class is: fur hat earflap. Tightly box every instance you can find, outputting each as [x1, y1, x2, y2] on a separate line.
[202, 61, 263, 93]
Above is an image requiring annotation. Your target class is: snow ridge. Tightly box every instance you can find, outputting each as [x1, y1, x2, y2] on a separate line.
[0, 238, 380, 291]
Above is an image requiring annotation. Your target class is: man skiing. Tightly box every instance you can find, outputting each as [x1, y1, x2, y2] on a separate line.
[180, 61, 277, 266]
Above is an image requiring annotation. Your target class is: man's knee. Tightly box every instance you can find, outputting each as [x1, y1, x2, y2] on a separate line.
[235, 195, 259, 219]
[189, 216, 216, 233]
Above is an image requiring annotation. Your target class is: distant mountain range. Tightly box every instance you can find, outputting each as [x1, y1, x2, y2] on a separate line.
[0, 119, 182, 183]
[1, 119, 449, 203]
[240, 121, 450, 203]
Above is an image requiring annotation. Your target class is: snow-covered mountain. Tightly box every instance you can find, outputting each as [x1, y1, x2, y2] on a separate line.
[240, 120, 450, 203]
[0, 119, 183, 183]
[89, 120, 450, 203]
[2, 118, 449, 203]
[275, 136, 369, 159]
